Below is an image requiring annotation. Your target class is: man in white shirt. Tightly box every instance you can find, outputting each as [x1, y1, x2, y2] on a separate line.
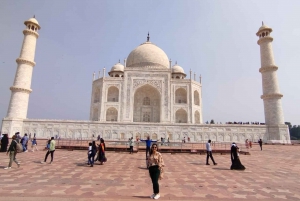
[206, 140, 217, 165]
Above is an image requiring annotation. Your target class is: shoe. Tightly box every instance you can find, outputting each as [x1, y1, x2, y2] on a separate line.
[17, 163, 20, 168]
[150, 194, 155, 199]
[4, 167, 11, 170]
[154, 194, 160, 199]
[25, 150, 28, 152]
[214, 163, 218, 165]
[91, 164, 93, 167]
[206, 163, 210, 165]
[41, 161, 45, 164]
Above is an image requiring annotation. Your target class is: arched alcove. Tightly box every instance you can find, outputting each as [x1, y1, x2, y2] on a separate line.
[93, 108, 98, 121]
[194, 90, 200, 106]
[175, 109, 187, 123]
[175, 88, 187, 104]
[133, 84, 160, 122]
[106, 107, 118, 121]
[195, 111, 200, 124]
[107, 86, 119, 102]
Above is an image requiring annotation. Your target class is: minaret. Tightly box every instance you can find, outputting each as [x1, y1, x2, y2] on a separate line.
[6, 17, 41, 119]
[256, 23, 288, 142]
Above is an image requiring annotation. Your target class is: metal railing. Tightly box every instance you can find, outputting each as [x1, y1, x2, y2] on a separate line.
[56, 138, 249, 153]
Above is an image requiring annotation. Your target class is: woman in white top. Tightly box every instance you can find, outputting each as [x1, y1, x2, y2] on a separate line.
[147, 143, 164, 200]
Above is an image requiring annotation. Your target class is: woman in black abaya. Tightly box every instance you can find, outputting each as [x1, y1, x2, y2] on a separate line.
[230, 142, 245, 170]
[0, 134, 9, 152]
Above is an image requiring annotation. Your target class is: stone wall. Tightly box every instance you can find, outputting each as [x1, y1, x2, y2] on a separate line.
[1, 118, 290, 143]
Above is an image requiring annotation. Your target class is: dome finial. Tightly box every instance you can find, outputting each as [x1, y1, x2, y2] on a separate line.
[33, 15, 35, 18]
[175, 61, 177, 65]
[118, 59, 120, 63]
[147, 32, 150, 42]
[262, 21, 264, 26]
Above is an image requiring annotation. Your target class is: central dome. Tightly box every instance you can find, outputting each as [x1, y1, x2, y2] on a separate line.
[126, 42, 169, 68]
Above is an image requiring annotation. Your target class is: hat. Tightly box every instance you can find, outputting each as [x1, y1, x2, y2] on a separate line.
[15, 132, 20, 134]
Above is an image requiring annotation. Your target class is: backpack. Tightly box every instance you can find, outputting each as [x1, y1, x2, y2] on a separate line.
[15, 140, 23, 153]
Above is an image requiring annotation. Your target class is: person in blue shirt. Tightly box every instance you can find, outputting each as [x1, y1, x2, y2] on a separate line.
[140, 136, 158, 158]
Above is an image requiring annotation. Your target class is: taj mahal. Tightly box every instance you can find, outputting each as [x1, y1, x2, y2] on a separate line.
[0, 17, 290, 143]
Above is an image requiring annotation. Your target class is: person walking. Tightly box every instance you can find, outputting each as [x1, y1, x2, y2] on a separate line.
[88, 141, 97, 167]
[258, 139, 263, 151]
[41, 137, 56, 164]
[206, 139, 217, 165]
[129, 137, 134, 154]
[0, 134, 9, 152]
[4, 135, 20, 169]
[31, 137, 38, 152]
[148, 143, 164, 200]
[230, 142, 245, 170]
[21, 133, 29, 152]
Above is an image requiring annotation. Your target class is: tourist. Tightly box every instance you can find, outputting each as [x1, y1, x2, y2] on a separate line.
[31, 137, 38, 152]
[21, 133, 29, 152]
[230, 142, 245, 170]
[98, 138, 106, 165]
[4, 135, 20, 169]
[41, 137, 56, 164]
[129, 137, 134, 154]
[0, 134, 9, 152]
[88, 141, 97, 167]
[206, 139, 217, 165]
[140, 136, 157, 158]
[188, 136, 190, 142]
[245, 139, 249, 151]
[148, 143, 164, 200]
[258, 139, 263, 151]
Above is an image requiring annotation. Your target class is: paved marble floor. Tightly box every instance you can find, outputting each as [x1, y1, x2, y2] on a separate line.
[0, 144, 299, 201]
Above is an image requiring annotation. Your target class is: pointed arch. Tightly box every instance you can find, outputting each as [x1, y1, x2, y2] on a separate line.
[107, 86, 119, 102]
[133, 84, 160, 122]
[175, 88, 187, 104]
[194, 90, 200, 105]
[106, 107, 118, 121]
[175, 109, 187, 123]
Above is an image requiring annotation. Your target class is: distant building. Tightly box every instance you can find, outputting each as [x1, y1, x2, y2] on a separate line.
[0, 18, 290, 143]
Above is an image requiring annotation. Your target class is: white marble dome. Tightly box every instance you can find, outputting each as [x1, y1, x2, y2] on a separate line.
[172, 64, 185, 74]
[24, 17, 41, 29]
[126, 42, 169, 68]
[111, 63, 124, 72]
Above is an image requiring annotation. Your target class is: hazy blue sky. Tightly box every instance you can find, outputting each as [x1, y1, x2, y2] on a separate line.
[1, 0, 300, 127]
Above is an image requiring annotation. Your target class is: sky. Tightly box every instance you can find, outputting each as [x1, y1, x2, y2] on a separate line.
[1, 0, 300, 127]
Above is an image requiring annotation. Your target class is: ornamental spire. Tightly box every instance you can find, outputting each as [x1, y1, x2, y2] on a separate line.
[147, 32, 150, 42]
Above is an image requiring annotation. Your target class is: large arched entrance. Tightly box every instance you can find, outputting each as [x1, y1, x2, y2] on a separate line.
[133, 84, 161, 122]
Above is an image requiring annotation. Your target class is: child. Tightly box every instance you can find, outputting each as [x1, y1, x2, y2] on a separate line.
[31, 137, 38, 152]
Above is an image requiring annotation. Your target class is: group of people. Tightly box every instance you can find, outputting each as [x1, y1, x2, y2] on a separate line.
[87, 138, 106, 167]
[1, 132, 38, 153]
[206, 139, 245, 170]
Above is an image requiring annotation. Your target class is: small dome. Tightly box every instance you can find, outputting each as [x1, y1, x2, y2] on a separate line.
[110, 63, 124, 72]
[126, 42, 169, 68]
[24, 17, 41, 29]
[256, 24, 272, 36]
[172, 64, 185, 74]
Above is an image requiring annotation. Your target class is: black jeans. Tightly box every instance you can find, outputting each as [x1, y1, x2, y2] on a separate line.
[206, 151, 216, 164]
[130, 146, 133, 154]
[146, 146, 151, 158]
[149, 165, 160, 194]
[44, 150, 55, 162]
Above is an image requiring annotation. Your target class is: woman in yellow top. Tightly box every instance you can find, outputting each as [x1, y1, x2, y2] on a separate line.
[148, 143, 164, 200]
